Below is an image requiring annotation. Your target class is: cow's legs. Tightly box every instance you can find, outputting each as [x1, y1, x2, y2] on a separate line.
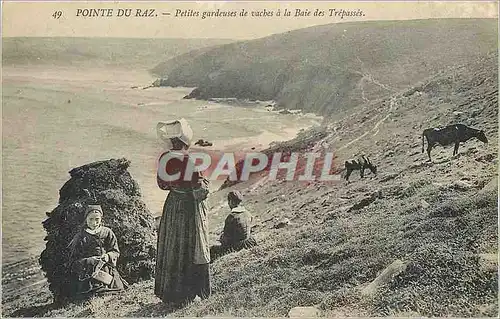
[453, 142, 460, 156]
[426, 143, 435, 161]
[345, 169, 352, 182]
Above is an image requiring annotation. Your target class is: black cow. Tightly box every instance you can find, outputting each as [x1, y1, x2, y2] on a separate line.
[344, 155, 377, 182]
[421, 124, 488, 161]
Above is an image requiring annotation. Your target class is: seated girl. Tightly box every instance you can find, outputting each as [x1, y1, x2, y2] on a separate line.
[67, 204, 128, 297]
[210, 191, 257, 261]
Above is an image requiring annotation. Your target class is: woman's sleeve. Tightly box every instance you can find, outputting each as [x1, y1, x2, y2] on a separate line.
[157, 173, 171, 190]
[157, 152, 172, 190]
[105, 229, 120, 266]
[157, 151, 179, 190]
[193, 175, 210, 201]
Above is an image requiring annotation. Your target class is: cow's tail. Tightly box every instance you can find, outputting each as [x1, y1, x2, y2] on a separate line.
[421, 131, 425, 153]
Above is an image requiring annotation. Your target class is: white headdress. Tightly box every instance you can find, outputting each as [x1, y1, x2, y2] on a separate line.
[156, 118, 193, 148]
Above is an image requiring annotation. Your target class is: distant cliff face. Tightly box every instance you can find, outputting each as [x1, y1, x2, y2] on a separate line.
[152, 19, 498, 116]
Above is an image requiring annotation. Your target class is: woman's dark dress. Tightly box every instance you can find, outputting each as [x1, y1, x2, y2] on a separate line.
[155, 151, 211, 304]
[69, 226, 128, 297]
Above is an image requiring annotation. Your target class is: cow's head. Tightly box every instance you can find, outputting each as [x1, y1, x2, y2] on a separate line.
[477, 130, 488, 144]
[365, 157, 378, 175]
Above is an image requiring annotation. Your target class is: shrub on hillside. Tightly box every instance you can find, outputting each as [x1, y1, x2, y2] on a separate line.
[372, 243, 497, 317]
[372, 188, 498, 317]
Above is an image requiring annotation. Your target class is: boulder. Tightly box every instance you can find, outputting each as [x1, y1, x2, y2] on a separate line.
[420, 199, 430, 209]
[452, 180, 474, 191]
[194, 139, 213, 147]
[39, 158, 157, 303]
[347, 191, 382, 212]
[288, 306, 322, 318]
[380, 173, 398, 183]
[274, 218, 291, 229]
[478, 253, 498, 272]
[480, 176, 498, 194]
[152, 78, 168, 87]
[361, 259, 407, 296]
[183, 87, 202, 99]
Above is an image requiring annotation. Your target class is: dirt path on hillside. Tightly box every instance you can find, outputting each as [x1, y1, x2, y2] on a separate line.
[337, 96, 397, 152]
[354, 56, 399, 98]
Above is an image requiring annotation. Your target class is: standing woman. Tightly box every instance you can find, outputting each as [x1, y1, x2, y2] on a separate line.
[154, 119, 211, 306]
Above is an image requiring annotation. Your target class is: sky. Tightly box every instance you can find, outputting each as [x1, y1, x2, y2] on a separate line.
[2, 1, 498, 39]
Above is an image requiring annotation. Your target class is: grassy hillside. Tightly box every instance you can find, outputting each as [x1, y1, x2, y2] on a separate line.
[4, 48, 497, 317]
[152, 19, 497, 116]
[2, 37, 234, 69]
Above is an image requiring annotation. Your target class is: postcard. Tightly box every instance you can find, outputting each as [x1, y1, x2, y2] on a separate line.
[2, 1, 498, 317]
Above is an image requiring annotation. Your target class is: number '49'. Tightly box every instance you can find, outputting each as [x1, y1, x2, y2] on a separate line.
[52, 11, 62, 19]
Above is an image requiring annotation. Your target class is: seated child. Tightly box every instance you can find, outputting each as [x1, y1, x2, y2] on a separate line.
[67, 204, 128, 297]
[210, 191, 257, 261]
